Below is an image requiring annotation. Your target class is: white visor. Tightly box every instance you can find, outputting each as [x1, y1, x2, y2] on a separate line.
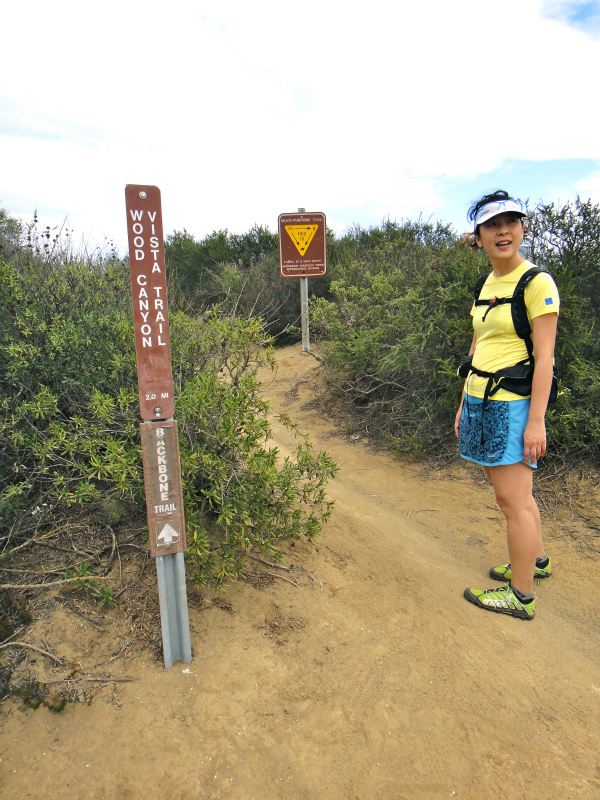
[474, 198, 526, 226]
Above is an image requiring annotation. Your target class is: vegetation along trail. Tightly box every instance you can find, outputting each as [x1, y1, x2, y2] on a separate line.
[2, 343, 599, 800]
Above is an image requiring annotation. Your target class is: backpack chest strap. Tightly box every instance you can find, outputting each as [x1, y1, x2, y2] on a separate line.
[474, 295, 513, 322]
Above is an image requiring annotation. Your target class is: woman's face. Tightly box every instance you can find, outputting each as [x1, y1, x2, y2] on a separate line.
[475, 212, 524, 262]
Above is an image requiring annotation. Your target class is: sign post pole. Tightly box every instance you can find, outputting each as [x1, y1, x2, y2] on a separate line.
[125, 184, 192, 669]
[300, 273, 310, 352]
[298, 208, 310, 352]
[278, 208, 327, 353]
[156, 550, 191, 668]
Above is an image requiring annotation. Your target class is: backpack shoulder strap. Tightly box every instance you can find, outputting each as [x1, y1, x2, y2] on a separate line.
[512, 267, 542, 339]
[473, 275, 488, 304]
[512, 266, 544, 359]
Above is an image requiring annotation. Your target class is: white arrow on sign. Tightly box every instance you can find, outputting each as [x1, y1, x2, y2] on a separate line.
[157, 522, 179, 546]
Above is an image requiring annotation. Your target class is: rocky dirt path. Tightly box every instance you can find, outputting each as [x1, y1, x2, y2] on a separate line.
[1, 344, 599, 800]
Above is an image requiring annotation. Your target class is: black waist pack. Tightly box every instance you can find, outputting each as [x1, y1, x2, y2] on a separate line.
[458, 356, 557, 405]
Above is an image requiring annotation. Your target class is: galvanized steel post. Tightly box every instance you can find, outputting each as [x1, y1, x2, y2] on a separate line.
[298, 208, 310, 352]
[156, 551, 192, 668]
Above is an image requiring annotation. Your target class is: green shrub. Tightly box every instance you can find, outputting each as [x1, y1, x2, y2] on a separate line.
[0, 217, 337, 588]
[165, 225, 279, 308]
[312, 203, 600, 467]
[528, 198, 600, 460]
[165, 225, 334, 343]
[312, 222, 486, 456]
[0, 255, 140, 523]
[170, 310, 337, 586]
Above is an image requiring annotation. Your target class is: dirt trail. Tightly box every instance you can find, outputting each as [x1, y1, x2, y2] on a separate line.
[2, 343, 600, 800]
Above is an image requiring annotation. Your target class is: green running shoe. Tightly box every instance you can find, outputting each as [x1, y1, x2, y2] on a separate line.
[489, 559, 552, 582]
[463, 585, 535, 620]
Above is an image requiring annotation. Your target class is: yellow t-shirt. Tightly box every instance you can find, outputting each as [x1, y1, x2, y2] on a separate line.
[465, 260, 560, 401]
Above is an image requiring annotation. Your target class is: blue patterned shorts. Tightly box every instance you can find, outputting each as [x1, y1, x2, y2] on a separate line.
[459, 394, 536, 468]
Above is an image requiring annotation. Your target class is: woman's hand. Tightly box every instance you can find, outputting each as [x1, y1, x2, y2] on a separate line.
[456, 334, 476, 440]
[455, 403, 464, 438]
[525, 312, 558, 465]
[523, 418, 546, 465]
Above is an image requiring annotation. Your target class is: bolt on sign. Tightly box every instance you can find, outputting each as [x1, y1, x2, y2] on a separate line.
[278, 212, 327, 277]
[125, 184, 175, 421]
[140, 420, 186, 558]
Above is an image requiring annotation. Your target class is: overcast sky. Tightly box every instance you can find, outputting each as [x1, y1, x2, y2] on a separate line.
[2, 0, 600, 252]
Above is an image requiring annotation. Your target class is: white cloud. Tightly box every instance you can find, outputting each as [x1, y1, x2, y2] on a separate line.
[1, 0, 599, 249]
[574, 170, 600, 198]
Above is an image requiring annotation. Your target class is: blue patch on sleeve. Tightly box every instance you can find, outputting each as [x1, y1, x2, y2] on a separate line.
[545, 297, 553, 305]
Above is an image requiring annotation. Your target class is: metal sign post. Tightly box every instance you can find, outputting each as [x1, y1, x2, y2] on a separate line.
[300, 272, 310, 352]
[278, 209, 327, 352]
[125, 184, 192, 669]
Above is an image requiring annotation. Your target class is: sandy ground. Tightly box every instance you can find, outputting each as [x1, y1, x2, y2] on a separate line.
[2, 343, 600, 800]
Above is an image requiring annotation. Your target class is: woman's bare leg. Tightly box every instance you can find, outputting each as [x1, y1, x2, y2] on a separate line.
[485, 462, 545, 594]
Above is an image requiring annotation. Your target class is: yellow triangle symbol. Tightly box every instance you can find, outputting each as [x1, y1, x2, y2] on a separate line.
[285, 224, 318, 256]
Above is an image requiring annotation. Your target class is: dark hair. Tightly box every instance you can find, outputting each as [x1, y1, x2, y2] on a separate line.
[464, 189, 528, 250]
[467, 189, 513, 226]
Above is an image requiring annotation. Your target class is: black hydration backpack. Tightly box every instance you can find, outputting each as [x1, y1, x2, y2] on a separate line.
[458, 267, 558, 406]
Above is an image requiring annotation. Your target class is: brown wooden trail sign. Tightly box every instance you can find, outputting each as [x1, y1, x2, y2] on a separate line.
[125, 185, 175, 421]
[125, 184, 186, 558]
[140, 420, 186, 558]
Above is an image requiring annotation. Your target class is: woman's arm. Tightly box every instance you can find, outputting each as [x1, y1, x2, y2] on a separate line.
[455, 331, 478, 438]
[522, 312, 558, 464]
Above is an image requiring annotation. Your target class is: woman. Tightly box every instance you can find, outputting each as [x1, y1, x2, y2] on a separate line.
[456, 190, 559, 620]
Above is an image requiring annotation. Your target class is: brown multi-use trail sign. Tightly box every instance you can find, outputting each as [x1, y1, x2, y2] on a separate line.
[278, 212, 327, 277]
